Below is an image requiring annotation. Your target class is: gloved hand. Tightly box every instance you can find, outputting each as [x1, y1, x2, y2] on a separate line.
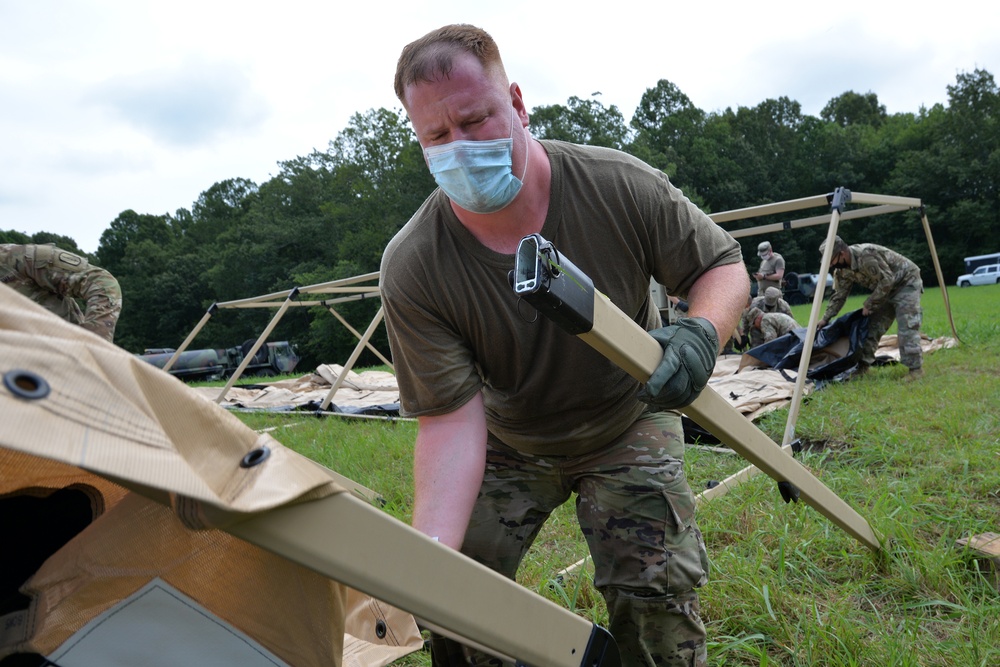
[638, 317, 719, 410]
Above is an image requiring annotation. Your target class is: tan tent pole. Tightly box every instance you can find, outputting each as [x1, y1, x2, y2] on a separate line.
[709, 193, 834, 223]
[700, 192, 849, 504]
[296, 271, 381, 295]
[919, 208, 961, 342]
[581, 287, 880, 549]
[215, 288, 299, 403]
[322, 303, 394, 369]
[513, 233, 881, 552]
[587, 290, 880, 550]
[224, 292, 381, 308]
[318, 306, 385, 412]
[849, 192, 922, 208]
[162, 303, 217, 372]
[782, 193, 848, 446]
[227, 490, 619, 667]
[725, 204, 910, 239]
[216, 272, 380, 307]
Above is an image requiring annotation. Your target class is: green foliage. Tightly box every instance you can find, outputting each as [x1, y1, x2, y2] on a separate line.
[821, 90, 888, 128]
[530, 95, 631, 149]
[1, 229, 85, 254]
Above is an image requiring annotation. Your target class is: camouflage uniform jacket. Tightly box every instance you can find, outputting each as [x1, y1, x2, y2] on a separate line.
[0, 244, 122, 343]
[739, 294, 793, 341]
[758, 312, 800, 343]
[823, 243, 921, 322]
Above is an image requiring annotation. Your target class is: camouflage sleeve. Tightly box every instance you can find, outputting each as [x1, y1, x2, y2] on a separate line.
[823, 273, 852, 321]
[778, 302, 793, 316]
[761, 318, 778, 342]
[858, 253, 894, 311]
[66, 268, 123, 342]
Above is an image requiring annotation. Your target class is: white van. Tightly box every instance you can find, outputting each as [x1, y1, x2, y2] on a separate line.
[956, 263, 1000, 287]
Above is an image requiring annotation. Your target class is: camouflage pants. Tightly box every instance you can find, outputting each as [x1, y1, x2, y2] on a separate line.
[431, 412, 708, 667]
[862, 282, 923, 370]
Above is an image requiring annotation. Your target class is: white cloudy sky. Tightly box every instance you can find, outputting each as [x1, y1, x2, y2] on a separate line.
[2, 0, 997, 253]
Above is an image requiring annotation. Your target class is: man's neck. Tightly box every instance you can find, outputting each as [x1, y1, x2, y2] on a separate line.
[451, 140, 551, 254]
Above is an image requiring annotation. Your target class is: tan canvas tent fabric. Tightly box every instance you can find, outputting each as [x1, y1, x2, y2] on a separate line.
[0, 285, 421, 666]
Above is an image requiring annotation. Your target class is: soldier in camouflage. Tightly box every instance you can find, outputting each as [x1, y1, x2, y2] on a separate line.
[753, 241, 785, 295]
[0, 243, 122, 343]
[745, 306, 800, 344]
[817, 236, 923, 380]
[739, 286, 794, 348]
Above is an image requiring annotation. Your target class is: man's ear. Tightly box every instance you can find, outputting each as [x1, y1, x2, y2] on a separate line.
[510, 83, 529, 127]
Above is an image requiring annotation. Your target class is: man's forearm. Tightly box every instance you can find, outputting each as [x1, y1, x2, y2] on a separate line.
[686, 261, 750, 352]
[412, 393, 488, 549]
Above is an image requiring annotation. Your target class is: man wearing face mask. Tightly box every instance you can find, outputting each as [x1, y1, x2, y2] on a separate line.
[380, 24, 748, 667]
[752, 241, 784, 296]
[817, 236, 924, 380]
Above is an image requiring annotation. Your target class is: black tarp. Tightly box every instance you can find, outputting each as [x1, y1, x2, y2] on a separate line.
[744, 309, 870, 380]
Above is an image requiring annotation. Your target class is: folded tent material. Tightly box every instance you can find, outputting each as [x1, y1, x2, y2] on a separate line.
[0, 285, 421, 667]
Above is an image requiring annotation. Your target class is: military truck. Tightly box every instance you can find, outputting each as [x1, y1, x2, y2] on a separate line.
[781, 272, 833, 305]
[137, 340, 300, 381]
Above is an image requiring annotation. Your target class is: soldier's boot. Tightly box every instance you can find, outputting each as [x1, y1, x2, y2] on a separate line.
[903, 367, 924, 382]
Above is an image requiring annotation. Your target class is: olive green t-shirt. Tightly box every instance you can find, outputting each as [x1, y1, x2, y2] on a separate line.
[380, 141, 742, 456]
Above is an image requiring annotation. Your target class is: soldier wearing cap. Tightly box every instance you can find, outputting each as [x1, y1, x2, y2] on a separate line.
[745, 306, 800, 344]
[739, 286, 794, 348]
[817, 236, 924, 380]
[0, 243, 122, 343]
[753, 241, 785, 295]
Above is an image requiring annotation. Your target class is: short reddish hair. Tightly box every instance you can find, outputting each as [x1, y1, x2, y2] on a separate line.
[394, 24, 508, 105]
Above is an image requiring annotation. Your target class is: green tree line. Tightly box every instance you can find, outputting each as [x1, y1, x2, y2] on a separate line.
[5, 69, 998, 370]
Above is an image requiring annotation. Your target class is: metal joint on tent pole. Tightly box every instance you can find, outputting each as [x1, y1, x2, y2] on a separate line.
[207, 302, 219, 315]
[782, 220, 792, 230]
[830, 187, 852, 213]
[289, 287, 301, 300]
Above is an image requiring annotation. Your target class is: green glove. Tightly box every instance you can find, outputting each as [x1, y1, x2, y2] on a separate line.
[638, 316, 719, 410]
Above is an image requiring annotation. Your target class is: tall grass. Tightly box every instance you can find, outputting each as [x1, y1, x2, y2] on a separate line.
[234, 284, 1000, 666]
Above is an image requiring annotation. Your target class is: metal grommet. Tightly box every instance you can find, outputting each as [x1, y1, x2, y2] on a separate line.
[240, 446, 271, 468]
[3, 370, 51, 400]
[374, 619, 387, 639]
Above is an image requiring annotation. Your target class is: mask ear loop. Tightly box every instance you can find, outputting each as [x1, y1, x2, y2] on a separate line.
[509, 95, 529, 183]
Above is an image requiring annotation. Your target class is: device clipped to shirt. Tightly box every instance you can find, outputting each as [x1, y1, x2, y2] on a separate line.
[510, 233, 595, 335]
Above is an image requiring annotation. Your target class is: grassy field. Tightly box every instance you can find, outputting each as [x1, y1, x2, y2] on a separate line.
[233, 284, 1000, 666]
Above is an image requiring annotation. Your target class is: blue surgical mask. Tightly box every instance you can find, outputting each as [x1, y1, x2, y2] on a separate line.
[423, 109, 526, 214]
